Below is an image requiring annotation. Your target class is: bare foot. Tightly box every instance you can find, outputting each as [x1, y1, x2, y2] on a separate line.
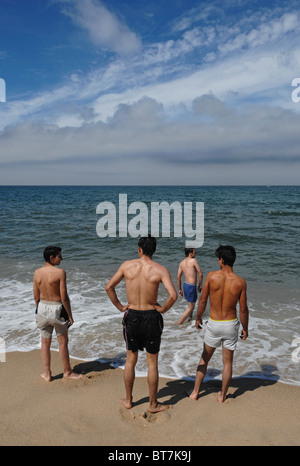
[218, 391, 226, 403]
[148, 403, 169, 414]
[63, 371, 83, 380]
[40, 373, 52, 382]
[188, 390, 198, 400]
[120, 398, 133, 409]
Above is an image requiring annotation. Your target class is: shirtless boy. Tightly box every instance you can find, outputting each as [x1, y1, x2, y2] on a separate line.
[189, 245, 249, 403]
[105, 235, 177, 413]
[176, 248, 203, 324]
[33, 246, 82, 382]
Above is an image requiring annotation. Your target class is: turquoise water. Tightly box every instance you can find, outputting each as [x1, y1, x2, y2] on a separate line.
[0, 185, 299, 385]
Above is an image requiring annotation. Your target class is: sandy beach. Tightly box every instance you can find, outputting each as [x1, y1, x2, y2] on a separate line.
[0, 350, 299, 447]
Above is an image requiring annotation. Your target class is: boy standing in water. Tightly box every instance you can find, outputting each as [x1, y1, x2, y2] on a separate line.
[189, 245, 249, 403]
[33, 246, 82, 382]
[176, 248, 203, 324]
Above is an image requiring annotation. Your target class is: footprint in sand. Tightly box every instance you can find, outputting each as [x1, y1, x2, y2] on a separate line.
[119, 407, 136, 422]
[119, 406, 172, 425]
[141, 406, 172, 424]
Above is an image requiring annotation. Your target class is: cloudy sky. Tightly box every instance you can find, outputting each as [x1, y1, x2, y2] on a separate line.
[0, 0, 300, 185]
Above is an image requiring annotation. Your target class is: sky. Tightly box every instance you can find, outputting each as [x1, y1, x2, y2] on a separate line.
[0, 0, 300, 185]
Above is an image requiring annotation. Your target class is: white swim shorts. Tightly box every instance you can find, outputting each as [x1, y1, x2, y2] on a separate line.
[204, 318, 240, 351]
[36, 300, 69, 339]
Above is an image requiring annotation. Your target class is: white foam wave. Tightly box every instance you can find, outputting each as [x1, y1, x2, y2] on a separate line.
[1, 277, 299, 386]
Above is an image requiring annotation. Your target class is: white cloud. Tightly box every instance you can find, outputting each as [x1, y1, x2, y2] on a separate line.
[1, 3, 300, 184]
[218, 12, 300, 55]
[60, 0, 142, 55]
[1, 94, 300, 166]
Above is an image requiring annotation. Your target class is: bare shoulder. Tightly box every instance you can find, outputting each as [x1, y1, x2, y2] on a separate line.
[119, 259, 141, 276]
[191, 257, 201, 267]
[154, 262, 170, 278]
[34, 267, 42, 276]
[121, 259, 139, 270]
[236, 274, 247, 288]
[152, 260, 170, 275]
[206, 270, 221, 280]
[34, 266, 47, 278]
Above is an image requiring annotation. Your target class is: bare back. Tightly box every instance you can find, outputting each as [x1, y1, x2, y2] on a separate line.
[123, 258, 168, 310]
[179, 257, 198, 285]
[33, 265, 65, 303]
[207, 269, 247, 320]
[106, 254, 177, 313]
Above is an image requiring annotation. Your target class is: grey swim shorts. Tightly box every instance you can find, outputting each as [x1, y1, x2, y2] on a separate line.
[204, 318, 240, 351]
[36, 300, 69, 339]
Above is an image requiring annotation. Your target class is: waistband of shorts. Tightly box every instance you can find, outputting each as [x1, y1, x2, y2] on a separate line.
[39, 300, 62, 306]
[184, 281, 197, 287]
[127, 308, 159, 315]
[209, 317, 238, 323]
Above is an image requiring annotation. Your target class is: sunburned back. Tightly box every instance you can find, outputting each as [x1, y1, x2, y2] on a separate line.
[124, 259, 162, 310]
[209, 270, 245, 320]
[34, 266, 62, 302]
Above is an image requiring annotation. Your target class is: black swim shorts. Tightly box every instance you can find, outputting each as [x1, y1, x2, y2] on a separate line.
[122, 309, 164, 354]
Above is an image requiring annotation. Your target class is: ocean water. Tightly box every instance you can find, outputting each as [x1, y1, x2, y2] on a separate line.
[0, 185, 299, 386]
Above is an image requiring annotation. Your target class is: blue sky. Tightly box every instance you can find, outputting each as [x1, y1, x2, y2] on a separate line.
[0, 0, 300, 185]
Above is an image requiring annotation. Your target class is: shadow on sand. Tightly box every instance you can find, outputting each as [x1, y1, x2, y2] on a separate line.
[131, 364, 280, 407]
[56, 356, 280, 409]
[51, 353, 127, 380]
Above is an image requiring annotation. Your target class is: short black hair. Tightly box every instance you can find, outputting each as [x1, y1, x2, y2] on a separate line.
[185, 248, 195, 257]
[215, 245, 236, 267]
[138, 235, 156, 257]
[43, 246, 61, 263]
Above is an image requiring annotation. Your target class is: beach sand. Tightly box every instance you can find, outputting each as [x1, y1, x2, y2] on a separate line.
[0, 350, 299, 447]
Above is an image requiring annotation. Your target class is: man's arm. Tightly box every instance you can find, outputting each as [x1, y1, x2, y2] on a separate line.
[33, 272, 40, 308]
[195, 274, 210, 329]
[105, 264, 129, 312]
[155, 268, 177, 314]
[194, 260, 203, 292]
[59, 270, 74, 325]
[239, 281, 249, 340]
[177, 263, 183, 296]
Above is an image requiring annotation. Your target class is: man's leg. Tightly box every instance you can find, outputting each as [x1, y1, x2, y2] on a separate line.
[40, 336, 52, 382]
[187, 302, 195, 320]
[189, 343, 215, 400]
[146, 352, 167, 413]
[120, 350, 138, 409]
[57, 330, 83, 379]
[176, 302, 195, 325]
[219, 348, 234, 403]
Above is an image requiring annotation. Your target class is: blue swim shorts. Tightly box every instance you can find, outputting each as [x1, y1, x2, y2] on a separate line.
[183, 282, 197, 303]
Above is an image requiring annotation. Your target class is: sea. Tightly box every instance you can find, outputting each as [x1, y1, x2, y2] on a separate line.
[0, 185, 299, 386]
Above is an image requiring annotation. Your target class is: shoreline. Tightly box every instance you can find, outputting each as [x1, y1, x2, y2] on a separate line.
[0, 350, 299, 446]
[4, 347, 299, 388]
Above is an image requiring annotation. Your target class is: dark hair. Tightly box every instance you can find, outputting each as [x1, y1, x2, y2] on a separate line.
[138, 235, 156, 257]
[185, 248, 195, 257]
[215, 245, 236, 266]
[43, 246, 62, 263]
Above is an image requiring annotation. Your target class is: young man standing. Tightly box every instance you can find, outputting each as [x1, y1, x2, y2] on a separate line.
[33, 246, 82, 382]
[176, 248, 203, 324]
[105, 235, 177, 413]
[189, 245, 249, 403]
